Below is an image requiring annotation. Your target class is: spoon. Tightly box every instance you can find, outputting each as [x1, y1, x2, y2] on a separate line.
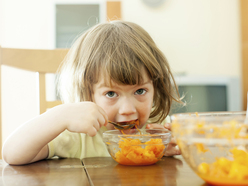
[108, 120, 136, 130]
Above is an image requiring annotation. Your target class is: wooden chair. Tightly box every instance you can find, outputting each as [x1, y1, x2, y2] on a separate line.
[0, 47, 69, 158]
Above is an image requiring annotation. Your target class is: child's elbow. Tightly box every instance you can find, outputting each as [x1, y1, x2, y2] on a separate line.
[2, 156, 15, 165]
[2, 151, 14, 165]
[2, 154, 13, 165]
[2, 146, 23, 165]
[3, 155, 26, 165]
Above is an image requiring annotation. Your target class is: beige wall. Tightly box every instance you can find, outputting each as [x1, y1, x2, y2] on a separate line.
[122, 0, 241, 77]
[0, 0, 242, 144]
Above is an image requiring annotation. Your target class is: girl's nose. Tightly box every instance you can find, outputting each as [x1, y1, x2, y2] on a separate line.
[118, 98, 136, 115]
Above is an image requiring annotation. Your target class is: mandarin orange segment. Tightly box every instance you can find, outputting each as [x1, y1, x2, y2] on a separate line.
[195, 143, 209, 154]
[115, 151, 133, 165]
[114, 138, 165, 165]
[197, 148, 248, 184]
[198, 162, 209, 174]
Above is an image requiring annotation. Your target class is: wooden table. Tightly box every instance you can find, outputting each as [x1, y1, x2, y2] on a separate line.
[82, 156, 208, 186]
[0, 156, 208, 186]
[0, 158, 90, 186]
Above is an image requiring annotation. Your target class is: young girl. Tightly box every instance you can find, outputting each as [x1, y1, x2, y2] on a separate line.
[3, 20, 181, 165]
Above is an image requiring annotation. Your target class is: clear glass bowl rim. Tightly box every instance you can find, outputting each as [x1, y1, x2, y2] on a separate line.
[103, 129, 171, 138]
[171, 111, 246, 121]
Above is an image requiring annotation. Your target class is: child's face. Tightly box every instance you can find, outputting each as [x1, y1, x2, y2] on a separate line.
[93, 70, 154, 130]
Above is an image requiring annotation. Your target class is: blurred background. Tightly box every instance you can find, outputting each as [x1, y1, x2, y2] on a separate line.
[0, 0, 247, 143]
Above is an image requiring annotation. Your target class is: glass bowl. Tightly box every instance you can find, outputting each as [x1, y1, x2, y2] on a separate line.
[103, 129, 171, 166]
[171, 111, 248, 186]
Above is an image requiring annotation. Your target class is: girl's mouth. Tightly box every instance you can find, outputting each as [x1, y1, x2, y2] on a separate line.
[121, 119, 139, 129]
[112, 119, 139, 130]
[123, 119, 139, 125]
[129, 125, 136, 129]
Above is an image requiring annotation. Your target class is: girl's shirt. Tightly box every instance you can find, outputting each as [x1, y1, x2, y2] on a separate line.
[47, 127, 110, 159]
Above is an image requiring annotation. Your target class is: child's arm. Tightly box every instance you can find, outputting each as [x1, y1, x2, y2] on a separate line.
[146, 123, 181, 156]
[2, 102, 107, 165]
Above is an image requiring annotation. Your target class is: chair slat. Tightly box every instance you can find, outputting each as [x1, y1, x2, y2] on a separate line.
[1, 48, 68, 73]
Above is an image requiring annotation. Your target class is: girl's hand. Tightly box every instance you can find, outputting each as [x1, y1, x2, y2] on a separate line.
[146, 123, 181, 156]
[58, 102, 108, 137]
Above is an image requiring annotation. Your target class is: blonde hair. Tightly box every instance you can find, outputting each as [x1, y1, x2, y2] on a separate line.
[57, 20, 181, 123]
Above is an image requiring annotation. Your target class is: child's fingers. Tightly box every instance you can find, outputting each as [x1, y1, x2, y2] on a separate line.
[170, 137, 177, 145]
[97, 106, 108, 126]
[87, 127, 98, 137]
[164, 135, 181, 156]
[146, 123, 164, 129]
[164, 123, 171, 130]
[164, 141, 181, 156]
[146, 123, 172, 131]
[97, 114, 107, 128]
[164, 145, 181, 156]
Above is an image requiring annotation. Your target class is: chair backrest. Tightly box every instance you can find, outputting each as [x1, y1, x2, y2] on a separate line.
[0, 46, 69, 158]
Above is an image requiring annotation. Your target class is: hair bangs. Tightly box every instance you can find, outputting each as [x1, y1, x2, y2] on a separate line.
[103, 44, 147, 86]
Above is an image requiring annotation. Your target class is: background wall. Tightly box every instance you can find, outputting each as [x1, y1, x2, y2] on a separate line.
[122, 0, 241, 77]
[0, 0, 242, 144]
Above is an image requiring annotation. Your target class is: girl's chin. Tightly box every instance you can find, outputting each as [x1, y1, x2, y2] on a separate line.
[119, 125, 144, 134]
[105, 122, 144, 132]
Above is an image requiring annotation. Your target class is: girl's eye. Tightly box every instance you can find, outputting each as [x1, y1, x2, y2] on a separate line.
[106, 91, 117, 98]
[135, 89, 146, 95]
